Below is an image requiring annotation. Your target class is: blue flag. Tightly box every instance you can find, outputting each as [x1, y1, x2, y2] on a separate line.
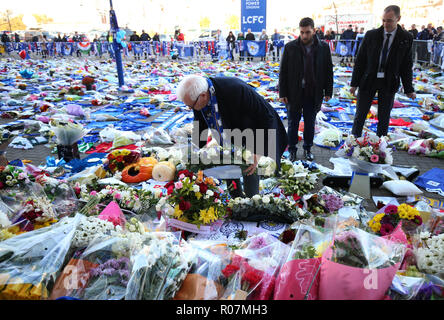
[245, 40, 266, 56]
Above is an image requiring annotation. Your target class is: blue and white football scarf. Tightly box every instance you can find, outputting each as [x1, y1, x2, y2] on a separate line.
[201, 78, 224, 145]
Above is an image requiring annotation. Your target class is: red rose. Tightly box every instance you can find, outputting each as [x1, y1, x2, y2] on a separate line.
[116, 155, 124, 163]
[231, 180, 237, 190]
[221, 264, 240, 278]
[292, 194, 301, 201]
[199, 183, 208, 194]
[0, 181, 4, 189]
[179, 200, 191, 211]
[178, 170, 194, 179]
[167, 185, 174, 195]
[242, 271, 262, 288]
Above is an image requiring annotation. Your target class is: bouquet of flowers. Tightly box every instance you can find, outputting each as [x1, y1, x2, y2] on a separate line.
[319, 227, 406, 300]
[50, 119, 88, 146]
[63, 215, 123, 249]
[221, 235, 288, 301]
[35, 175, 79, 218]
[51, 233, 154, 300]
[0, 165, 35, 190]
[227, 193, 308, 224]
[274, 224, 332, 300]
[0, 214, 82, 300]
[314, 127, 343, 149]
[81, 76, 95, 91]
[368, 203, 423, 237]
[125, 233, 193, 300]
[79, 184, 157, 216]
[106, 149, 141, 173]
[275, 160, 320, 197]
[156, 170, 227, 230]
[173, 241, 231, 300]
[414, 231, 444, 278]
[336, 133, 394, 165]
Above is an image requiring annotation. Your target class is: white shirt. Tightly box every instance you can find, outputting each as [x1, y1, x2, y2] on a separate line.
[378, 26, 397, 71]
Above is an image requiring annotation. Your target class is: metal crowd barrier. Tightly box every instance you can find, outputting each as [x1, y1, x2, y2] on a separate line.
[0, 39, 443, 68]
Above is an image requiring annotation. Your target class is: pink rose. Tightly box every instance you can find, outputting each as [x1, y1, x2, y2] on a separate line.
[90, 191, 97, 196]
[175, 181, 183, 189]
[114, 193, 121, 200]
[370, 154, 379, 163]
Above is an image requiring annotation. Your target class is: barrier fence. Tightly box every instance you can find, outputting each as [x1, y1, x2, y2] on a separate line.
[0, 39, 443, 68]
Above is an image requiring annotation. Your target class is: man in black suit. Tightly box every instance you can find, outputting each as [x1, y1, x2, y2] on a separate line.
[279, 17, 333, 162]
[350, 5, 416, 138]
[176, 75, 288, 198]
[245, 28, 255, 61]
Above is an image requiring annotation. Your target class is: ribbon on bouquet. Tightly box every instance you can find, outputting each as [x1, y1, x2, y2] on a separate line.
[166, 218, 223, 235]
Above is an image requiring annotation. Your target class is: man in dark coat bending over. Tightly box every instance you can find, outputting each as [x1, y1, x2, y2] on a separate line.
[176, 75, 288, 198]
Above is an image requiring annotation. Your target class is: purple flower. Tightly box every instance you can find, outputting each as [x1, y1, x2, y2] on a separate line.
[102, 268, 115, 276]
[249, 237, 267, 249]
[119, 269, 130, 280]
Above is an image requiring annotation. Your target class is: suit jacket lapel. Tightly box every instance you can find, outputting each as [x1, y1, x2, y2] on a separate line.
[374, 26, 385, 66]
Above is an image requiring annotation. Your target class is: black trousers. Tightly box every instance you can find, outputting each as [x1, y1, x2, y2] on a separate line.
[351, 78, 395, 137]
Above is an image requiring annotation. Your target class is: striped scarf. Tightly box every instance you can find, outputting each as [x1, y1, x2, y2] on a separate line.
[201, 78, 224, 145]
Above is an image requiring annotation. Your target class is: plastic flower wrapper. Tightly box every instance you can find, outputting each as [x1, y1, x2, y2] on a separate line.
[221, 234, 289, 300]
[63, 214, 124, 250]
[274, 224, 333, 300]
[387, 273, 426, 300]
[173, 240, 231, 300]
[34, 174, 79, 218]
[51, 233, 155, 300]
[2, 182, 58, 235]
[318, 227, 406, 300]
[50, 119, 88, 146]
[317, 186, 364, 209]
[125, 232, 193, 300]
[227, 193, 309, 224]
[0, 214, 82, 300]
[336, 133, 398, 180]
[313, 127, 343, 149]
[368, 203, 422, 241]
[144, 127, 174, 145]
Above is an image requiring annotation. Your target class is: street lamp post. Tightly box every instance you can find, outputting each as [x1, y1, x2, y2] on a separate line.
[109, 0, 125, 87]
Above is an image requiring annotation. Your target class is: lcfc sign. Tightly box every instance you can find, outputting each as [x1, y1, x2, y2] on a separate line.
[241, 0, 267, 33]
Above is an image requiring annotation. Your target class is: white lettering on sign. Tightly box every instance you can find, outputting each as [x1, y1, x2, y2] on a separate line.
[246, 0, 260, 9]
[242, 16, 265, 24]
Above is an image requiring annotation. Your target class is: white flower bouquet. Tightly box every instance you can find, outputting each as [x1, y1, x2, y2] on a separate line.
[125, 234, 193, 300]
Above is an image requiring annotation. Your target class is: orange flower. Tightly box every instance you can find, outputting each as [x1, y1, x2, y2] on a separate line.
[205, 177, 215, 186]
[197, 170, 204, 183]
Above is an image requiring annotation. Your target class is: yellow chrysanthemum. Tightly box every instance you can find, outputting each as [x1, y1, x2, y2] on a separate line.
[199, 207, 218, 225]
[173, 205, 184, 219]
[371, 222, 381, 232]
[398, 211, 408, 219]
[373, 213, 385, 222]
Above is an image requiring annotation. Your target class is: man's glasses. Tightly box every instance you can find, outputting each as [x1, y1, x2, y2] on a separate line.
[189, 94, 201, 110]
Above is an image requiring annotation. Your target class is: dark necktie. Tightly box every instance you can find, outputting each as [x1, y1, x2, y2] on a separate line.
[380, 33, 391, 72]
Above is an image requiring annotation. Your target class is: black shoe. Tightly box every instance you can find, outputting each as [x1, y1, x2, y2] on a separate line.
[289, 150, 297, 162]
[304, 150, 314, 161]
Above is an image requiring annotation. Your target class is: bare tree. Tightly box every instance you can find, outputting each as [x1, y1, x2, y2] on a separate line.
[0, 10, 13, 32]
[332, 2, 339, 38]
